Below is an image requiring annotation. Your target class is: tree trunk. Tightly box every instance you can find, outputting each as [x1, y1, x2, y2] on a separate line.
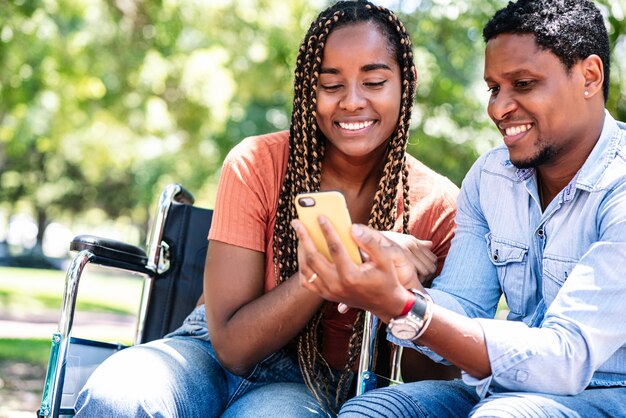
[34, 206, 48, 257]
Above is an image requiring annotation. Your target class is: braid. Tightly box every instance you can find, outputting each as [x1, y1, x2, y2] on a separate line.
[272, 0, 416, 411]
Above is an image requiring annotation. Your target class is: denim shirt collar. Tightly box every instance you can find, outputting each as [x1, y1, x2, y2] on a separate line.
[510, 110, 625, 202]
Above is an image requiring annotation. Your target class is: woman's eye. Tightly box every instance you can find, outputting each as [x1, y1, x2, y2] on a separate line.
[320, 84, 341, 92]
[365, 80, 387, 88]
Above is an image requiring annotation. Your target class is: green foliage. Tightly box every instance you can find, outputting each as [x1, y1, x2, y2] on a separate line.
[0, 338, 51, 365]
[398, 0, 506, 185]
[0, 0, 624, 236]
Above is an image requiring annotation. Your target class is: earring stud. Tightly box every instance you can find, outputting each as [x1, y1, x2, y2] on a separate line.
[584, 91, 589, 96]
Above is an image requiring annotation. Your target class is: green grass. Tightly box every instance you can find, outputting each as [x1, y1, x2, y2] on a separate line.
[0, 338, 52, 365]
[0, 266, 143, 316]
[0, 266, 143, 365]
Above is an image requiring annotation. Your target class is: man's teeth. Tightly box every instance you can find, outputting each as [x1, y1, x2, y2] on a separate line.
[505, 124, 532, 136]
[338, 121, 374, 131]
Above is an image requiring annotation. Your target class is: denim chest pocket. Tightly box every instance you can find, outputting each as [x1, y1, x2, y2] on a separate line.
[542, 257, 577, 308]
[486, 234, 529, 316]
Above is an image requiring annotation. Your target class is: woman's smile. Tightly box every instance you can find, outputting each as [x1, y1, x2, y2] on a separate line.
[315, 21, 402, 160]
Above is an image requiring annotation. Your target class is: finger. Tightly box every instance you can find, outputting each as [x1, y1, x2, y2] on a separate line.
[359, 248, 370, 262]
[292, 220, 327, 288]
[292, 219, 340, 297]
[350, 224, 396, 266]
[413, 259, 437, 280]
[370, 229, 394, 246]
[292, 219, 319, 254]
[397, 238, 436, 274]
[415, 240, 437, 263]
[317, 215, 360, 274]
[315, 216, 371, 299]
[337, 303, 350, 314]
[418, 239, 434, 250]
[410, 250, 437, 275]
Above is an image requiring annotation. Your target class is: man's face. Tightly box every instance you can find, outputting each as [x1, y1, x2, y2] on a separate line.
[484, 34, 588, 169]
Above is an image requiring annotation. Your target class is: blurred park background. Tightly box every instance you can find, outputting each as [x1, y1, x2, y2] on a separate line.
[1, 0, 625, 415]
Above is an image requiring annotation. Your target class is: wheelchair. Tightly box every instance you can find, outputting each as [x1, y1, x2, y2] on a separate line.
[37, 184, 401, 417]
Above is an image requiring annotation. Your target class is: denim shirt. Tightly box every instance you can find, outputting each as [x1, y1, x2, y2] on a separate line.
[393, 111, 626, 397]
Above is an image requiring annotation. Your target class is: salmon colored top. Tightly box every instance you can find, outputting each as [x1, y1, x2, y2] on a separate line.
[208, 130, 459, 370]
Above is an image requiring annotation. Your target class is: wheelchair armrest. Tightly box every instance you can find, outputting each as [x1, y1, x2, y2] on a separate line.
[70, 235, 149, 273]
[173, 184, 194, 205]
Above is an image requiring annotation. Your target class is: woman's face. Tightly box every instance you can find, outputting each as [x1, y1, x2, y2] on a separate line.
[315, 22, 402, 161]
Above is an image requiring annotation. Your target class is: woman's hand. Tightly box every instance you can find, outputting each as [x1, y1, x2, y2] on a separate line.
[379, 231, 437, 285]
[292, 217, 419, 322]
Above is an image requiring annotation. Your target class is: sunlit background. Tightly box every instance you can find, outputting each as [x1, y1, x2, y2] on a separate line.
[1, 0, 625, 266]
[1, 1, 625, 415]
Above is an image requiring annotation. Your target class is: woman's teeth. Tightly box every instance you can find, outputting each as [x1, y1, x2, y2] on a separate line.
[338, 120, 374, 131]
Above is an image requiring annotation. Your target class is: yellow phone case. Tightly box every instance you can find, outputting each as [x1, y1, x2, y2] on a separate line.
[295, 191, 362, 264]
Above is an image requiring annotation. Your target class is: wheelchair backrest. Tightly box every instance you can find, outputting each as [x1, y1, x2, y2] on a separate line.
[141, 203, 213, 343]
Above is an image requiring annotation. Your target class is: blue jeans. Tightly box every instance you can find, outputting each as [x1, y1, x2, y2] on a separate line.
[339, 379, 626, 417]
[74, 305, 338, 417]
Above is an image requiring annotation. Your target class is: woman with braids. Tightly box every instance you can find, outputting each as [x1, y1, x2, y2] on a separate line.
[75, 1, 458, 417]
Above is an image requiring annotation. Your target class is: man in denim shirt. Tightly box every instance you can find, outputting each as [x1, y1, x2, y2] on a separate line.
[293, 0, 626, 416]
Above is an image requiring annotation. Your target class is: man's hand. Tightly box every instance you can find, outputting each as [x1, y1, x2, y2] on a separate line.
[380, 231, 437, 285]
[292, 217, 417, 322]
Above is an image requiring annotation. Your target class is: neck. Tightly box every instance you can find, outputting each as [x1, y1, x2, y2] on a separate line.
[321, 144, 388, 194]
[321, 145, 388, 224]
[536, 166, 576, 206]
[537, 107, 606, 205]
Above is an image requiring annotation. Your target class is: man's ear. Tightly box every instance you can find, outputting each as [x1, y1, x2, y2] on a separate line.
[581, 54, 604, 100]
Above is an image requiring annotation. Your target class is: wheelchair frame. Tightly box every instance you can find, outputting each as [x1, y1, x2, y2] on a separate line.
[37, 183, 395, 417]
[38, 184, 202, 417]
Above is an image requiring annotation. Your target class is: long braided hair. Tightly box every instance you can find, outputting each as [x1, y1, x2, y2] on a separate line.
[271, 0, 417, 409]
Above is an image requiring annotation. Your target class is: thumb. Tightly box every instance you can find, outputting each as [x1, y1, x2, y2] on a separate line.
[419, 239, 434, 249]
[351, 224, 391, 262]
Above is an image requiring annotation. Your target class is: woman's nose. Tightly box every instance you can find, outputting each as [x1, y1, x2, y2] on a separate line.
[339, 85, 367, 112]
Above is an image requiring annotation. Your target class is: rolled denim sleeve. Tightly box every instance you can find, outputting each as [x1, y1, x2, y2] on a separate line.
[389, 140, 626, 396]
[389, 155, 503, 362]
[429, 154, 504, 318]
[468, 177, 626, 395]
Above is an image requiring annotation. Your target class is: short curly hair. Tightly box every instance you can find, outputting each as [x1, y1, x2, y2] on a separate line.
[483, 0, 610, 102]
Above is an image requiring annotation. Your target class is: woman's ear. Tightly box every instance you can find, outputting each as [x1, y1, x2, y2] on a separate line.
[581, 54, 604, 100]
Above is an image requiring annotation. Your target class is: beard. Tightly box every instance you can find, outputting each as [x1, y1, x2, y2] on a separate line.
[510, 137, 558, 169]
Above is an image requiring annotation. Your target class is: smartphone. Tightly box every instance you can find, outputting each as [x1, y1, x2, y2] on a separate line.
[295, 191, 362, 265]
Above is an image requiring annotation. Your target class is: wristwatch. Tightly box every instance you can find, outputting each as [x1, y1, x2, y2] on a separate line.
[388, 289, 431, 341]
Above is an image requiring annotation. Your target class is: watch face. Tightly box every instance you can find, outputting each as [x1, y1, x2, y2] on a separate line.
[390, 322, 418, 340]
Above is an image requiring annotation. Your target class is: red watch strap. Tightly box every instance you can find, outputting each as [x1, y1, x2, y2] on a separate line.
[399, 291, 417, 316]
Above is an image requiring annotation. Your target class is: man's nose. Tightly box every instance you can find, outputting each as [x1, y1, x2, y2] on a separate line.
[489, 90, 517, 121]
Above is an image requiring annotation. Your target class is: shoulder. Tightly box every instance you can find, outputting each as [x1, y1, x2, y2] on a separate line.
[224, 131, 289, 166]
[600, 121, 626, 188]
[219, 131, 289, 194]
[221, 131, 290, 181]
[463, 145, 523, 186]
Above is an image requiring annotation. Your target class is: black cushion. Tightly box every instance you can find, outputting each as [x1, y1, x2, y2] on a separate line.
[70, 235, 148, 266]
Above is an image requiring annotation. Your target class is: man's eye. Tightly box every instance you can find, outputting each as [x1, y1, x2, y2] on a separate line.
[515, 80, 534, 89]
[487, 86, 499, 95]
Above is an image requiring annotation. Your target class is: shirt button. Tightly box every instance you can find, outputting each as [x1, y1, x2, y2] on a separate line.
[537, 228, 544, 238]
